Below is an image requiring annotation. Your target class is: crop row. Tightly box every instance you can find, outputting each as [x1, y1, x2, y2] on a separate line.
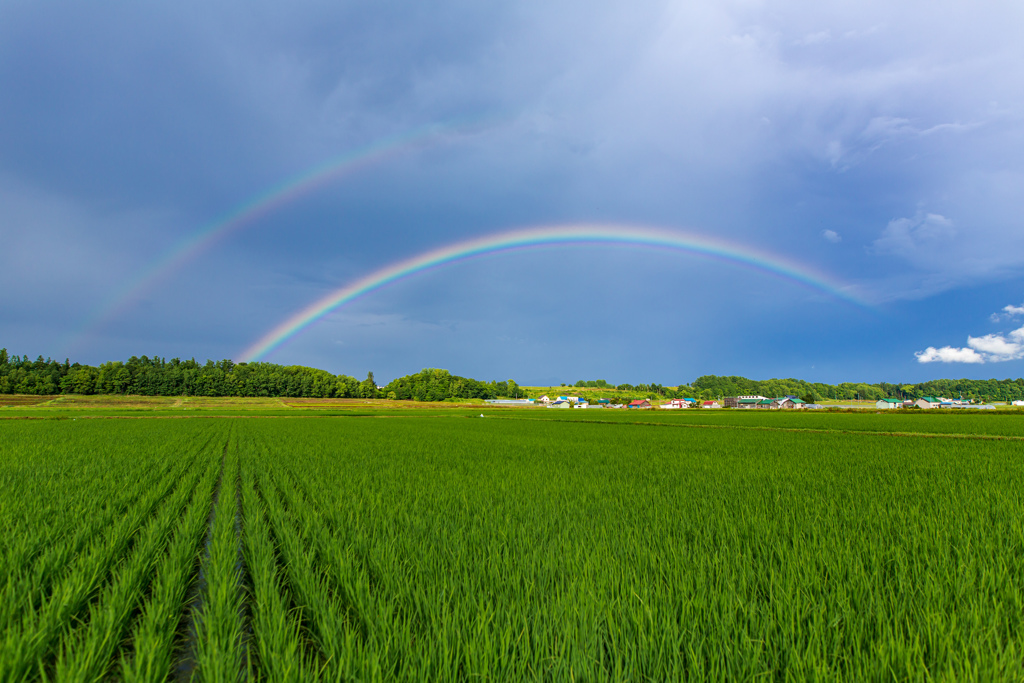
[2, 416, 1023, 680]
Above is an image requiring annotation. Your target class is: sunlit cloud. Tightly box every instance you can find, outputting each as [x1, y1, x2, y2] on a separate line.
[990, 302, 1024, 322]
[917, 303, 1024, 363]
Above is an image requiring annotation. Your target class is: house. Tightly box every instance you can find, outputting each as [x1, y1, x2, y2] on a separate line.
[755, 399, 775, 409]
[683, 398, 698, 404]
[536, 395, 551, 404]
[876, 398, 903, 409]
[547, 400, 571, 409]
[664, 399, 690, 409]
[735, 398, 761, 409]
[628, 399, 651, 409]
[702, 400, 721, 409]
[776, 398, 805, 409]
[915, 397, 942, 409]
[573, 402, 590, 409]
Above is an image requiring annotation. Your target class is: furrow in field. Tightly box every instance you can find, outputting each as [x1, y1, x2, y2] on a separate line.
[118, 450, 220, 683]
[172, 433, 227, 682]
[51, 450, 212, 682]
[0, 429, 217, 588]
[0, 456, 181, 633]
[181, 425, 248, 682]
[233, 436, 252, 679]
[0, 448, 204, 683]
[239, 440, 317, 681]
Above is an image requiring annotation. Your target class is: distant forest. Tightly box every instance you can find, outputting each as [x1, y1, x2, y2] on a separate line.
[2, 349, 1024, 402]
[0, 350, 520, 400]
[573, 375, 1024, 402]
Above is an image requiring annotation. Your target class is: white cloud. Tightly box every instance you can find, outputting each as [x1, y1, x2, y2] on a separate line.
[916, 305, 1024, 362]
[915, 346, 985, 363]
[966, 331, 1024, 360]
[873, 212, 955, 260]
[822, 229, 842, 243]
[991, 303, 1024, 321]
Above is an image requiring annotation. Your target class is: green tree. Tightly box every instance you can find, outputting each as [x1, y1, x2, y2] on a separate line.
[360, 372, 378, 399]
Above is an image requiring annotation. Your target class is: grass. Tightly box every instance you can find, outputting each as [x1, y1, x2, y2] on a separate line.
[1, 409, 1022, 680]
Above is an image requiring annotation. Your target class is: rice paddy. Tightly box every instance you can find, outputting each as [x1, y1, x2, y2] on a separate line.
[1, 408, 1022, 680]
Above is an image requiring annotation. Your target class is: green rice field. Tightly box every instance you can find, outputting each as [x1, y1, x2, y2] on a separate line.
[1, 407, 1023, 680]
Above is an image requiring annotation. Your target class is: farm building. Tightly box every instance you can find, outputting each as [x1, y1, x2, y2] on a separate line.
[663, 399, 690, 409]
[547, 400, 571, 409]
[776, 398, 805, 409]
[876, 398, 903, 409]
[738, 398, 762, 409]
[702, 400, 721, 409]
[628, 399, 651, 409]
[915, 397, 942, 409]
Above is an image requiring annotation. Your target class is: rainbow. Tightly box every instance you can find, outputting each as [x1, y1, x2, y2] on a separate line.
[62, 118, 495, 354]
[238, 223, 869, 362]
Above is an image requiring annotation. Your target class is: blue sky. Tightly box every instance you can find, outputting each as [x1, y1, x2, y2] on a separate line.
[2, 1, 1024, 385]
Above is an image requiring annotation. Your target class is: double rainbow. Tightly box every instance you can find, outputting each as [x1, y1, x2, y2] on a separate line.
[238, 224, 867, 362]
[63, 118, 494, 354]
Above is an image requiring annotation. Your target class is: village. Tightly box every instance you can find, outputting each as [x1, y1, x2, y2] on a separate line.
[485, 394, 1019, 410]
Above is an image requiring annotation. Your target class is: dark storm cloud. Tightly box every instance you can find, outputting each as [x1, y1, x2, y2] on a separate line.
[3, 0, 1024, 381]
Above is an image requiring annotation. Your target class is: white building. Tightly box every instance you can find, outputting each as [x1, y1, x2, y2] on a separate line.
[876, 399, 903, 409]
[662, 399, 689, 409]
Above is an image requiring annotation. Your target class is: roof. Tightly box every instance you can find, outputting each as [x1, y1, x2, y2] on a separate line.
[702, 400, 717, 405]
[757, 399, 774, 405]
[629, 399, 649, 405]
[879, 398, 902, 403]
[738, 398, 759, 404]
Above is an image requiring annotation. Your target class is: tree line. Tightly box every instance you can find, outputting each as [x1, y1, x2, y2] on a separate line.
[0, 349, 523, 401]
[573, 374, 1024, 402]
[3, 348, 1023, 402]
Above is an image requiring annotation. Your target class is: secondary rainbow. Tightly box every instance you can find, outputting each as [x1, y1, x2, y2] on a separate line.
[62, 118, 495, 355]
[238, 223, 868, 362]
